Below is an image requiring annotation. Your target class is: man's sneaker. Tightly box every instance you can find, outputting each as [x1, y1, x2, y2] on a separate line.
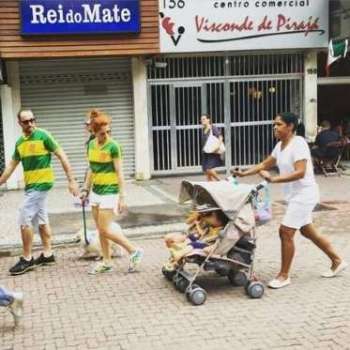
[128, 248, 144, 273]
[34, 253, 56, 267]
[88, 262, 113, 275]
[9, 257, 35, 276]
[8, 292, 24, 327]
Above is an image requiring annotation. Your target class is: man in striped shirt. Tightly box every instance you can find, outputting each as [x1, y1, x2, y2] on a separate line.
[0, 110, 79, 275]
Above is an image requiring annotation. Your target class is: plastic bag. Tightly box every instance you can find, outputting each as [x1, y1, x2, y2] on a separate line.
[253, 185, 272, 225]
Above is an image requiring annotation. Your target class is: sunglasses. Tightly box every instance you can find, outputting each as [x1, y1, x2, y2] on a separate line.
[20, 118, 36, 125]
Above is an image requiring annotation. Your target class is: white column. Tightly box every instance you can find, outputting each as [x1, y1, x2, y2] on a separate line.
[0, 61, 22, 189]
[132, 57, 151, 180]
[304, 51, 318, 142]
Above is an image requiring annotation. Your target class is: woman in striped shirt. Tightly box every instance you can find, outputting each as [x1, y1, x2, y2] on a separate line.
[81, 110, 143, 275]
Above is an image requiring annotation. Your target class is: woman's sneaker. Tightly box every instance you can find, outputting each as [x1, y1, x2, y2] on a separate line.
[9, 257, 35, 276]
[8, 292, 24, 327]
[128, 248, 144, 273]
[34, 253, 56, 267]
[88, 262, 113, 275]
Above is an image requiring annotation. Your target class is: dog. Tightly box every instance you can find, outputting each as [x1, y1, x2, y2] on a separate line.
[75, 222, 125, 259]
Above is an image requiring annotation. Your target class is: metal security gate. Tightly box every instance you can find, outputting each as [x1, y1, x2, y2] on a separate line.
[20, 58, 134, 183]
[148, 53, 304, 174]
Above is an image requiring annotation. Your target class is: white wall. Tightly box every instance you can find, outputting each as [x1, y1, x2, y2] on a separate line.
[330, 1, 350, 39]
[304, 51, 318, 141]
[132, 57, 151, 180]
[0, 61, 22, 189]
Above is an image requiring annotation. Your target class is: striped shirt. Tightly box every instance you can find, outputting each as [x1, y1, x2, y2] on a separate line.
[87, 137, 122, 195]
[12, 128, 59, 192]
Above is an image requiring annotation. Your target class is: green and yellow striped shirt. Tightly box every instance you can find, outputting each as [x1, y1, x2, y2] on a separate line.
[12, 128, 59, 192]
[88, 138, 122, 195]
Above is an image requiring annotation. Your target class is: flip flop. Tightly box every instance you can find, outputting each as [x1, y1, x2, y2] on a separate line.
[321, 261, 348, 278]
[268, 277, 291, 289]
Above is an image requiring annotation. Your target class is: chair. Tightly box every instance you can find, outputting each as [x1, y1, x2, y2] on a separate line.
[314, 139, 347, 177]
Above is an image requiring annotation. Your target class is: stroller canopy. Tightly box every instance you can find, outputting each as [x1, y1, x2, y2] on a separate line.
[179, 180, 255, 221]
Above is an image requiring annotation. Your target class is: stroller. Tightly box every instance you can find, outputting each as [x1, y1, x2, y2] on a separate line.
[162, 179, 270, 306]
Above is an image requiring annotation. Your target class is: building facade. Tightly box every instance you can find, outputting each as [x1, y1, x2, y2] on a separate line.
[318, 0, 350, 130]
[0, 0, 330, 188]
[149, 0, 328, 175]
[0, 0, 159, 188]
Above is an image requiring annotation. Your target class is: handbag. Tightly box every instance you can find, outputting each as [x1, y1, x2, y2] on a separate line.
[203, 128, 226, 154]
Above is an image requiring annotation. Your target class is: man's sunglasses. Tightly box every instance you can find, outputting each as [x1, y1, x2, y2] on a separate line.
[20, 118, 36, 125]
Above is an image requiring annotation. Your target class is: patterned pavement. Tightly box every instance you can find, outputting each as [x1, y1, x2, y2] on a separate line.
[1, 203, 350, 350]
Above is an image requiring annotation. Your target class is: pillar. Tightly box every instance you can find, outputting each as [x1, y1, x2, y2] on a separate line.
[132, 57, 151, 180]
[304, 51, 318, 142]
[0, 61, 22, 189]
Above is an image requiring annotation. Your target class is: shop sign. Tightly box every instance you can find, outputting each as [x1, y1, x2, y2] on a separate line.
[159, 0, 329, 53]
[20, 0, 140, 35]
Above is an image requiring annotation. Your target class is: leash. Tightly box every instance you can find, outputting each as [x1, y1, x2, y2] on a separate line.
[81, 200, 89, 245]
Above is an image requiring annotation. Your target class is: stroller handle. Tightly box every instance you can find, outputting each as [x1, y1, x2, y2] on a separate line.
[255, 181, 268, 192]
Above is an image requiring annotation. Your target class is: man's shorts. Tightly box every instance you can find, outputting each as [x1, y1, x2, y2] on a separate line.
[282, 201, 317, 230]
[18, 190, 49, 228]
[89, 192, 119, 210]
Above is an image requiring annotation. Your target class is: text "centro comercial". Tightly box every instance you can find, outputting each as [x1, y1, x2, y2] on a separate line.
[29, 4, 132, 24]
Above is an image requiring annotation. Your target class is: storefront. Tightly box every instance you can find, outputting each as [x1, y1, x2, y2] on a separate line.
[148, 0, 328, 175]
[19, 57, 135, 182]
[0, 0, 159, 188]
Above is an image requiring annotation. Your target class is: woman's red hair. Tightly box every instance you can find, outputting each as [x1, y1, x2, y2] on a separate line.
[88, 109, 111, 133]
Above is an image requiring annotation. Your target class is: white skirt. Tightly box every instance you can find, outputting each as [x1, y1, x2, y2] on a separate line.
[282, 200, 318, 229]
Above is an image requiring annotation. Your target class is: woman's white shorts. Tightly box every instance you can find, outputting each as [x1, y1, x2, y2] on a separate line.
[282, 200, 317, 230]
[89, 192, 119, 210]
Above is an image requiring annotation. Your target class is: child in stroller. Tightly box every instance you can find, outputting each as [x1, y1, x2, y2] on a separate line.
[162, 180, 268, 305]
[163, 205, 228, 271]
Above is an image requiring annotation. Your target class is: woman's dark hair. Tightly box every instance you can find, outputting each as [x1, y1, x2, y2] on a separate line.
[201, 114, 212, 124]
[276, 112, 299, 132]
[296, 120, 305, 137]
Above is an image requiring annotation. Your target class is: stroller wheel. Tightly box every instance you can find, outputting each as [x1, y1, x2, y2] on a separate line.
[244, 280, 250, 294]
[228, 270, 248, 287]
[162, 266, 176, 281]
[246, 281, 265, 299]
[175, 277, 189, 293]
[172, 273, 181, 285]
[185, 283, 199, 301]
[188, 286, 207, 306]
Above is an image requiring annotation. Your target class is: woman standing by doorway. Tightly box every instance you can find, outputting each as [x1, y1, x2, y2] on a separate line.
[201, 114, 223, 181]
[233, 112, 347, 289]
[81, 110, 143, 274]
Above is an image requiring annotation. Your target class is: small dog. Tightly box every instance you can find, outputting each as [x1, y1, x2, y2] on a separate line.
[75, 222, 124, 259]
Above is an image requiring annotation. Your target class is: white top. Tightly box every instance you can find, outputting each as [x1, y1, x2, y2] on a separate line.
[271, 136, 319, 203]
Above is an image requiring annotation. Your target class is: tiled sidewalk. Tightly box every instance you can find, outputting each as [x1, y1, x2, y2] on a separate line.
[1, 206, 349, 350]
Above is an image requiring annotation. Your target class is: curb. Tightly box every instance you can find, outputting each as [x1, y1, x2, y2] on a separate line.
[0, 222, 187, 257]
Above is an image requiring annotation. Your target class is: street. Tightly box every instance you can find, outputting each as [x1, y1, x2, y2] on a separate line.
[1, 203, 349, 350]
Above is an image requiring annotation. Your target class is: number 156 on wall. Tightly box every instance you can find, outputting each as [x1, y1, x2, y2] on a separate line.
[163, 0, 185, 9]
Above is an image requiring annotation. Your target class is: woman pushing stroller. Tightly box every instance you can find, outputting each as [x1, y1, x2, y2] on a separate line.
[233, 112, 347, 289]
